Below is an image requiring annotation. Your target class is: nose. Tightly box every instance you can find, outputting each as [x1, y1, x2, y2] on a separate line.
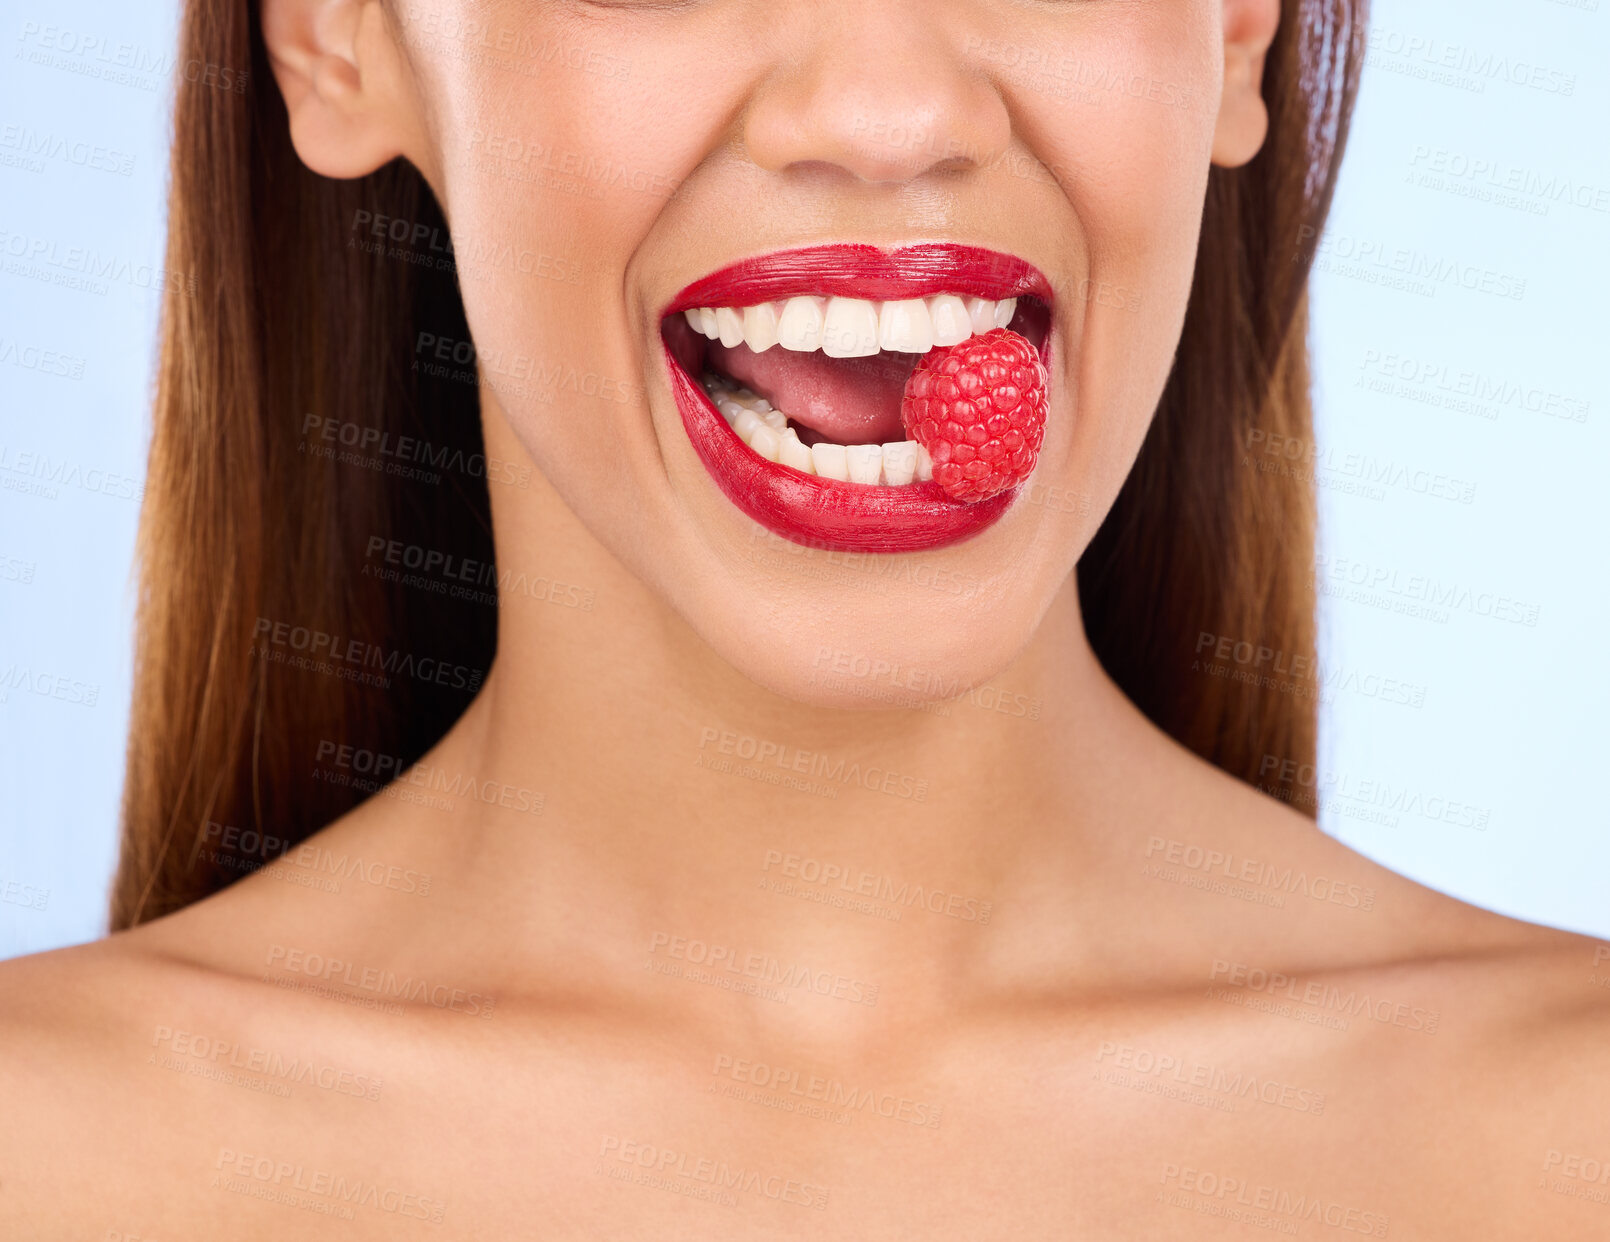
[742, 4, 1012, 185]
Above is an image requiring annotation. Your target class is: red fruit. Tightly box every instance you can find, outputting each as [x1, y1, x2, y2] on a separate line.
[900, 328, 1048, 503]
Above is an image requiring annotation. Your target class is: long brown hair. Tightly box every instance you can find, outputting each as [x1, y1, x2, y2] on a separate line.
[111, 0, 1368, 930]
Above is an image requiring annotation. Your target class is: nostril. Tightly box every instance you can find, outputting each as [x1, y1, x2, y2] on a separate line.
[740, 31, 1011, 186]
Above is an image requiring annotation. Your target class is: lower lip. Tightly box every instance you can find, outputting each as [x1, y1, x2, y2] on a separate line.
[664, 344, 1014, 554]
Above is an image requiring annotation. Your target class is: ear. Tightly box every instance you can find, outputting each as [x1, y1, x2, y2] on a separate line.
[1211, 0, 1281, 168]
[261, 0, 430, 180]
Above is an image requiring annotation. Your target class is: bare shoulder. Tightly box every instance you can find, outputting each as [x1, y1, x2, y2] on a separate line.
[1214, 774, 1610, 1222]
[0, 925, 230, 1069]
[1431, 919, 1610, 1078]
[0, 932, 219, 1233]
[0, 920, 392, 1239]
[1132, 736, 1571, 967]
[1495, 936, 1610, 1221]
[1362, 928, 1610, 1232]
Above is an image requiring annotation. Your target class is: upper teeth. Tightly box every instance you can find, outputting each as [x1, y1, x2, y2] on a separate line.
[684, 293, 1017, 356]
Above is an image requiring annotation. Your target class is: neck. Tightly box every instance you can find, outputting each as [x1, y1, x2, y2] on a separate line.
[410, 399, 1171, 1021]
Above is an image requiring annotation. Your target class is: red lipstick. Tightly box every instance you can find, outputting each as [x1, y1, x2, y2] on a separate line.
[662, 244, 1053, 555]
[667, 243, 1054, 315]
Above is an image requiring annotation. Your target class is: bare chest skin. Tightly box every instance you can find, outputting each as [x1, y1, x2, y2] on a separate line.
[8, 720, 1607, 1240]
[12, 944, 1608, 1242]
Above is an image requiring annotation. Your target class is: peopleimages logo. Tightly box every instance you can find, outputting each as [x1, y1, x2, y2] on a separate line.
[0, 663, 100, 707]
[1364, 27, 1576, 96]
[0, 334, 86, 379]
[960, 35, 1194, 110]
[1193, 630, 1429, 709]
[0, 124, 135, 175]
[1258, 755, 1492, 832]
[1160, 1163, 1388, 1237]
[467, 129, 679, 200]
[762, 850, 992, 922]
[0, 225, 196, 297]
[1245, 427, 1479, 505]
[0, 878, 49, 911]
[1315, 554, 1540, 627]
[391, 6, 632, 81]
[212, 1148, 445, 1222]
[597, 1137, 828, 1210]
[1543, 1149, 1610, 1189]
[1095, 1042, 1326, 1116]
[313, 739, 545, 817]
[413, 332, 636, 406]
[1297, 224, 1527, 302]
[251, 616, 484, 693]
[647, 932, 879, 1006]
[697, 727, 929, 802]
[153, 1026, 383, 1100]
[0, 443, 143, 501]
[362, 535, 596, 613]
[264, 945, 495, 1017]
[190, 816, 436, 895]
[1209, 960, 1440, 1033]
[300, 411, 532, 489]
[711, 1054, 943, 1129]
[1144, 836, 1376, 911]
[1357, 347, 1590, 424]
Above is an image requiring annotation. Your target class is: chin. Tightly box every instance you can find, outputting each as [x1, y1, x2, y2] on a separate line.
[720, 631, 1035, 714]
[685, 561, 1051, 713]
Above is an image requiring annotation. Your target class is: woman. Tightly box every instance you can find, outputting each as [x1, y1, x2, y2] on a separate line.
[3, 0, 1604, 1236]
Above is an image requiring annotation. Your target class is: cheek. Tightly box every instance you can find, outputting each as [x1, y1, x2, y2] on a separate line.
[417, 34, 696, 482]
[1019, 19, 1221, 503]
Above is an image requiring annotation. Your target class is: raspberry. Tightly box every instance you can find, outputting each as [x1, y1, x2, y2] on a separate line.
[900, 328, 1048, 503]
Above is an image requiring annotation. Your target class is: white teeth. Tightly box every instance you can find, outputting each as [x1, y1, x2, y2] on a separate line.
[880, 441, 917, 486]
[778, 296, 827, 351]
[748, 423, 783, 462]
[965, 297, 997, 335]
[742, 302, 781, 353]
[705, 374, 936, 491]
[810, 442, 850, 482]
[821, 297, 881, 358]
[695, 286, 1041, 492]
[927, 295, 972, 347]
[778, 428, 815, 474]
[878, 299, 934, 354]
[691, 290, 1031, 355]
[715, 307, 745, 348]
[845, 444, 883, 485]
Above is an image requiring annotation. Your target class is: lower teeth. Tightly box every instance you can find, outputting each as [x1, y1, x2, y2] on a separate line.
[700, 373, 931, 487]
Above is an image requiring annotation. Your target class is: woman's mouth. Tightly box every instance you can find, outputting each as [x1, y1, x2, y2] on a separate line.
[661, 244, 1054, 554]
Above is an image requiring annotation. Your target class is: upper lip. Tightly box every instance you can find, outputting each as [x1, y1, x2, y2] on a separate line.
[663, 243, 1055, 321]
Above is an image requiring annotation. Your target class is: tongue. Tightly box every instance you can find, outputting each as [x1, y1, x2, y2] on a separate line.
[707, 341, 920, 445]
